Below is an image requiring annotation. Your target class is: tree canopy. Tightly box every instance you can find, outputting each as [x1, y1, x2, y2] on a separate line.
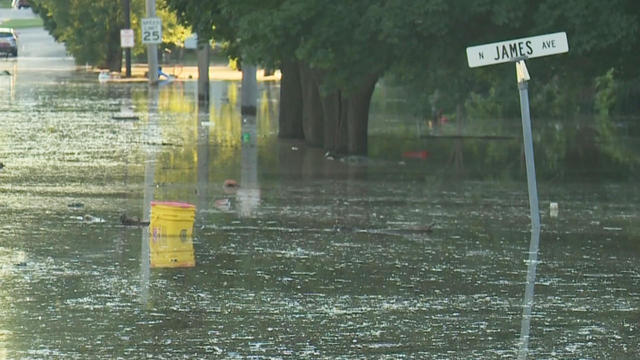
[164, 0, 639, 153]
[31, 0, 190, 71]
[379, 0, 640, 117]
[31, 0, 640, 152]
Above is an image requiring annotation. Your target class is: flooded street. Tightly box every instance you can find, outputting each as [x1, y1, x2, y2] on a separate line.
[1, 57, 639, 359]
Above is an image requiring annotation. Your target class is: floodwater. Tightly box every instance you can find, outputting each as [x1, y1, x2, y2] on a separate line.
[1, 57, 639, 359]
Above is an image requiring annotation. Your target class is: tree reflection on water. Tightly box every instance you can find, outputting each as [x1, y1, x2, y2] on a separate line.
[0, 72, 638, 358]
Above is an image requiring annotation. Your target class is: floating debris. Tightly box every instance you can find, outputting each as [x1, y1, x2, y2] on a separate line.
[223, 179, 239, 193]
[550, 202, 559, 217]
[73, 215, 106, 224]
[339, 155, 369, 165]
[603, 227, 623, 231]
[67, 202, 84, 209]
[402, 150, 430, 159]
[214, 198, 231, 211]
[141, 141, 178, 147]
[356, 223, 435, 236]
[324, 151, 336, 160]
[112, 114, 140, 121]
[404, 224, 435, 233]
[98, 71, 110, 83]
[120, 214, 149, 226]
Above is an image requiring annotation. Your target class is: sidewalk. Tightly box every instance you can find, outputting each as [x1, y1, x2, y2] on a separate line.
[103, 64, 281, 83]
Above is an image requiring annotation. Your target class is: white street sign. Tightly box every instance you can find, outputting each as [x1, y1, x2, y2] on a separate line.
[184, 33, 198, 50]
[466, 32, 568, 68]
[120, 29, 134, 48]
[141, 17, 162, 44]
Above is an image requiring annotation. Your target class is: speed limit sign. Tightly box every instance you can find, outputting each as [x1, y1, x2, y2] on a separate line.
[141, 17, 162, 44]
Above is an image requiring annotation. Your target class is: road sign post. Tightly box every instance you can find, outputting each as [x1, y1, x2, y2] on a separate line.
[120, 29, 134, 78]
[466, 32, 568, 360]
[123, 0, 132, 78]
[515, 60, 541, 360]
[143, 0, 160, 84]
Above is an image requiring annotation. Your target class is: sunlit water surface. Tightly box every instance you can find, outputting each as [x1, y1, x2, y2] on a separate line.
[0, 58, 639, 359]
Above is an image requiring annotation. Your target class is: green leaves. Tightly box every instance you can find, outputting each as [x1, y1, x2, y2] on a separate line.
[29, 0, 192, 69]
[163, 0, 639, 117]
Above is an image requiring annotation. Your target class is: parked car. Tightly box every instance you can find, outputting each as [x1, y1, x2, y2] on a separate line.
[0, 28, 18, 57]
[12, 0, 30, 9]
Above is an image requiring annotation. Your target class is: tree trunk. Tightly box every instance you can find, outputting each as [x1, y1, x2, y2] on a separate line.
[278, 60, 304, 139]
[346, 74, 379, 155]
[106, 29, 122, 72]
[107, 48, 122, 72]
[104, 4, 122, 72]
[299, 63, 324, 147]
[320, 90, 348, 154]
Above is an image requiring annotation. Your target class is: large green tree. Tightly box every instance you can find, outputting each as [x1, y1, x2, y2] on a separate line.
[230, 0, 396, 154]
[165, 0, 548, 154]
[31, 0, 125, 70]
[31, 0, 190, 71]
[166, 1, 640, 153]
[167, 0, 404, 154]
[392, 0, 640, 119]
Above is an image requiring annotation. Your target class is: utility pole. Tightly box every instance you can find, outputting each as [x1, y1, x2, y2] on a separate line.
[197, 37, 210, 104]
[241, 64, 257, 115]
[123, 0, 132, 78]
[146, 0, 159, 84]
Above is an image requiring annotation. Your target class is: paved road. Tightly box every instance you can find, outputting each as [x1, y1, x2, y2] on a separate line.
[0, 6, 37, 20]
[0, 7, 68, 58]
[15, 27, 68, 58]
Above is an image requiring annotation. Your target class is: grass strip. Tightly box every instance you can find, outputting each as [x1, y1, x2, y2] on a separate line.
[0, 18, 44, 29]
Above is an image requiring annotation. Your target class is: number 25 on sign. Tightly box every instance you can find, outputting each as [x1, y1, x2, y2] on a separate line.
[141, 17, 162, 44]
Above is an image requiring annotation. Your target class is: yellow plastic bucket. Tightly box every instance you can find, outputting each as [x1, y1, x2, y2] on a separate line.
[149, 201, 196, 268]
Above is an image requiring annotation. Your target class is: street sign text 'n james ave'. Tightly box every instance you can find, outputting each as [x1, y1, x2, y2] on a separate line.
[466, 32, 568, 68]
[464, 31, 569, 359]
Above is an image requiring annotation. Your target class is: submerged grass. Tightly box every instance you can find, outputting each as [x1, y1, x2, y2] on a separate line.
[0, 18, 44, 29]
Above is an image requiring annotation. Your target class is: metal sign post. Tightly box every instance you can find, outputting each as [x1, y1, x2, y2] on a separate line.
[466, 33, 569, 360]
[122, 0, 132, 78]
[515, 59, 541, 360]
[515, 59, 540, 232]
[144, 0, 160, 84]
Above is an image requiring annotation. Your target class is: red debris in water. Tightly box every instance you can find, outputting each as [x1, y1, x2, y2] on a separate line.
[223, 179, 238, 188]
[402, 151, 430, 159]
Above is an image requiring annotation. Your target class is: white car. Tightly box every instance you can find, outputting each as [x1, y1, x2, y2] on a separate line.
[12, 0, 30, 9]
[0, 28, 18, 57]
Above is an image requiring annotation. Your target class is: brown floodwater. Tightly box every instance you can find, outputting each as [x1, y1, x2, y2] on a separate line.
[0, 57, 639, 359]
